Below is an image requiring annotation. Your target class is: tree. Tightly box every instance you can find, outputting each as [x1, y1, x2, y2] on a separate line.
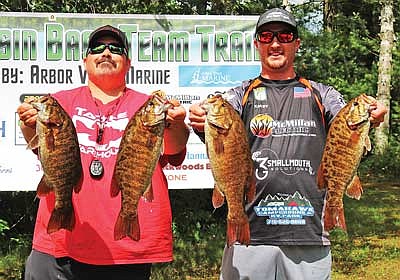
[374, 0, 394, 154]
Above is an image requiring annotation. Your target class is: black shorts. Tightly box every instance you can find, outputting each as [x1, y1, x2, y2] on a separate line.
[24, 249, 152, 280]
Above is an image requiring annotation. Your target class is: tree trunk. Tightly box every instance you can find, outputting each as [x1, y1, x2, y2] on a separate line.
[374, 0, 394, 154]
[282, 0, 289, 10]
[323, 0, 335, 32]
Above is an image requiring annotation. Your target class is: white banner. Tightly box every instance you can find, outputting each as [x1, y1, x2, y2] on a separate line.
[0, 12, 260, 190]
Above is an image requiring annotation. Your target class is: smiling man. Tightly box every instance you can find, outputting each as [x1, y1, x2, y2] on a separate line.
[188, 8, 387, 280]
[17, 25, 189, 280]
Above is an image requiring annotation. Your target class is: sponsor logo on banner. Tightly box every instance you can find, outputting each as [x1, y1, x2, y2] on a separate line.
[0, 164, 13, 174]
[166, 94, 201, 105]
[0, 120, 6, 138]
[179, 65, 260, 87]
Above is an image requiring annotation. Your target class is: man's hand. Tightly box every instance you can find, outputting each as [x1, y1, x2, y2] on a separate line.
[188, 103, 206, 132]
[17, 102, 38, 129]
[368, 97, 388, 128]
[165, 99, 186, 128]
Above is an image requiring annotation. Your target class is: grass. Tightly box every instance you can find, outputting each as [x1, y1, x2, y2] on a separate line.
[330, 181, 400, 280]
[151, 180, 400, 280]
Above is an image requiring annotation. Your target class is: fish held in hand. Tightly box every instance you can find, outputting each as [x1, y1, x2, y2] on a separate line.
[28, 95, 82, 234]
[111, 90, 171, 241]
[317, 94, 375, 232]
[203, 94, 256, 247]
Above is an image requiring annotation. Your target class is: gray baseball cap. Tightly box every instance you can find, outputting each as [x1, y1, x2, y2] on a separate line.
[256, 8, 297, 33]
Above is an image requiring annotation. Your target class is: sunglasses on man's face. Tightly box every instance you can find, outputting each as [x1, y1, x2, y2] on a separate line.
[87, 43, 127, 56]
[256, 31, 297, 44]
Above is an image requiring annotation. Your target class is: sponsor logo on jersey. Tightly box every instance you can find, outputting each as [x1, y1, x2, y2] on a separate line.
[254, 191, 315, 225]
[252, 148, 315, 180]
[249, 115, 317, 138]
[253, 87, 267, 101]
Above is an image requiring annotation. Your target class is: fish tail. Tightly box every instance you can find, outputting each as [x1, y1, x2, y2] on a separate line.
[114, 212, 140, 241]
[36, 176, 52, 196]
[324, 206, 347, 232]
[316, 164, 326, 190]
[245, 175, 256, 203]
[212, 185, 225, 208]
[226, 216, 250, 247]
[73, 174, 83, 194]
[110, 176, 119, 197]
[47, 207, 75, 234]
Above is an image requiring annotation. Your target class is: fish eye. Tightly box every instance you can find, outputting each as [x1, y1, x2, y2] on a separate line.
[353, 101, 359, 106]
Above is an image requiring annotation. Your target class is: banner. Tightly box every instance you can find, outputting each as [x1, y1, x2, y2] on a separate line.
[0, 12, 260, 190]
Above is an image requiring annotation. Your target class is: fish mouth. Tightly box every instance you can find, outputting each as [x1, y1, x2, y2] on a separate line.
[347, 118, 369, 130]
[208, 119, 227, 130]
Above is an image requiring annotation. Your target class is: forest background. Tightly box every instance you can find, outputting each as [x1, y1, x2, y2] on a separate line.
[0, 0, 399, 279]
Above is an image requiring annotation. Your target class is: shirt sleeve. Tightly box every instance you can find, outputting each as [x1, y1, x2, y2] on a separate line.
[159, 147, 187, 167]
[311, 81, 346, 125]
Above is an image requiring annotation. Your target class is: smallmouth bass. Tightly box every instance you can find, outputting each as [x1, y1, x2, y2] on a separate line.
[317, 94, 376, 231]
[203, 94, 256, 247]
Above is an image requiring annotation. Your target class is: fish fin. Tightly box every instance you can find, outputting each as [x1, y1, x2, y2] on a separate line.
[146, 137, 157, 149]
[110, 176, 121, 197]
[73, 173, 83, 193]
[213, 138, 224, 154]
[364, 135, 372, 155]
[245, 175, 256, 203]
[36, 176, 52, 196]
[226, 216, 250, 247]
[349, 131, 360, 145]
[143, 183, 154, 202]
[205, 142, 210, 159]
[114, 212, 140, 241]
[47, 207, 75, 234]
[316, 164, 326, 190]
[345, 175, 363, 200]
[212, 186, 225, 208]
[27, 135, 39, 150]
[324, 206, 347, 232]
[46, 132, 56, 151]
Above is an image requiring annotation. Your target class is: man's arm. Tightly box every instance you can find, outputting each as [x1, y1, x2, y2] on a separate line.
[16, 102, 38, 143]
[163, 100, 190, 155]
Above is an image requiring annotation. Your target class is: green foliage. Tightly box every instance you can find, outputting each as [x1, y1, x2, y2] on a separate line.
[296, 12, 380, 101]
[0, 220, 10, 237]
[151, 189, 225, 279]
[0, 234, 32, 280]
[0, 254, 24, 280]
[1, 185, 400, 279]
[0, 1, 399, 279]
[359, 138, 400, 180]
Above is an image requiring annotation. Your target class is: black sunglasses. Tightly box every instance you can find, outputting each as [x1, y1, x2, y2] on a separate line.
[87, 43, 127, 56]
[256, 31, 297, 44]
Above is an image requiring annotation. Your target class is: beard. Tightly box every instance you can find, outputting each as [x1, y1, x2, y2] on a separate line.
[266, 56, 287, 70]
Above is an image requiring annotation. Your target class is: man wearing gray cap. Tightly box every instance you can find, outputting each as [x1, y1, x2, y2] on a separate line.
[18, 25, 189, 280]
[189, 7, 387, 280]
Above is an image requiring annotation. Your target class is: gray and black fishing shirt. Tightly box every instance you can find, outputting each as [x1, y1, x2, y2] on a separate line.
[199, 76, 346, 246]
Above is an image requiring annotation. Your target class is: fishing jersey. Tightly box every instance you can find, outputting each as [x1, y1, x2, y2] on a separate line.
[225, 76, 346, 246]
[31, 86, 186, 265]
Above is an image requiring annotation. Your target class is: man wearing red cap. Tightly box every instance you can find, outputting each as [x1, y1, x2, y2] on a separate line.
[189, 7, 387, 280]
[18, 25, 189, 280]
